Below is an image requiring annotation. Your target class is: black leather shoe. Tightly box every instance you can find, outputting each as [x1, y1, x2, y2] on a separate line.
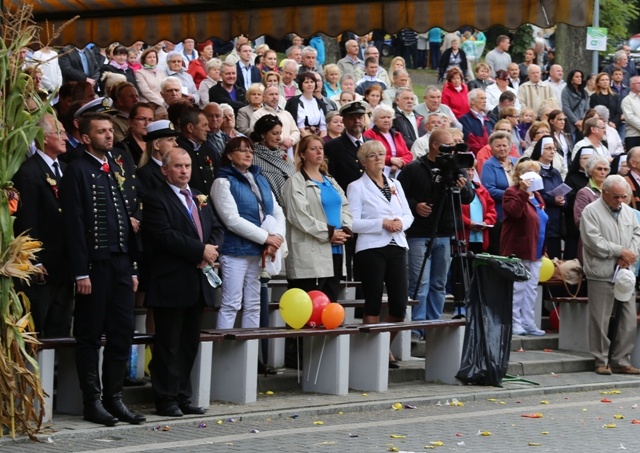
[179, 404, 206, 415]
[103, 398, 147, 424]
[156, 404, 184, 417]
[84, 399, 119, 426]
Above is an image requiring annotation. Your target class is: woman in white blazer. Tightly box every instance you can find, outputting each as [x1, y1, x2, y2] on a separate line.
[347, 140, 414, 368]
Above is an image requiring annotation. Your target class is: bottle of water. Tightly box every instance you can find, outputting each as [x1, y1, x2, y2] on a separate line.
[202, 265, 222, 288]
[130, 342, 138, 379]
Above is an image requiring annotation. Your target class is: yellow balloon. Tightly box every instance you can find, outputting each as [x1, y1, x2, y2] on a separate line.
[539, 256, 554, 283]
[279, 289, 313, 329]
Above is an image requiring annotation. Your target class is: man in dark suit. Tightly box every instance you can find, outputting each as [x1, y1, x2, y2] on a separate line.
[59, 112, 145, 427]
[13, 114, 73, 338]
[325, 101, 368, 192]
[142, 147, 224, 417]
[235, 42, 262, 91]
[209, 62, 247, 114]
[58, 44, 101, 88]
[203, 102, 229, 170]
[176, 107, 218, 195]
[325, 101, 369, 282]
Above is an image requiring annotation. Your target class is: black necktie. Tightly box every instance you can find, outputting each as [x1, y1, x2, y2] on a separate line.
[355, 140, 362, 148]
[52, 161, 62, 184]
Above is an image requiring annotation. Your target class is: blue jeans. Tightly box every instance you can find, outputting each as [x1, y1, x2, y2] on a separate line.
[407, 236, 452, 329]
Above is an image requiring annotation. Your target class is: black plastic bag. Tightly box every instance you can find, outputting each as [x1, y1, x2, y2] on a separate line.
[456, 254, 528, 386]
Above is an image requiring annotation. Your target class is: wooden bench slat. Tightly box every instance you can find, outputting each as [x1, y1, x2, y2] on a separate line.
[359, 319, 466, 333]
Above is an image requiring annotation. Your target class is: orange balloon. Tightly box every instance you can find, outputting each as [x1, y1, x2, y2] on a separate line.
[321, 303, 345, 330]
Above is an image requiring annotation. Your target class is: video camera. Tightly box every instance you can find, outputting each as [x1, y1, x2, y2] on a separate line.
[434, 143, 475, 187]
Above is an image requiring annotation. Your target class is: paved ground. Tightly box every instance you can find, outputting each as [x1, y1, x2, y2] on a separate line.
[4, 369, 640, 452]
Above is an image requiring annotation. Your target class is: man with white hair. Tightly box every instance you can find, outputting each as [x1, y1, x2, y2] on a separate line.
[337, 39, 364, 79]
[580, 174, 640, 375]
[299, 46, 319, 74]
[252, 85, 301, 159]
[518, 64, 555, 113]
[160, 76, 184, 107]
[411, 113, 442, 158]
[458, 89, 495, 154]
[572, 116, 611, 162]
[285, 45, 303, 65]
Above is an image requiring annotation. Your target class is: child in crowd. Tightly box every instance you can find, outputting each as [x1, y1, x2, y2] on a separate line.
[517, 108, 535, 149]
[127, 48, 142, 72]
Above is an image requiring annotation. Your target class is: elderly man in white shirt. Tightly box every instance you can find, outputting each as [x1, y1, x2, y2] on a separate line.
[592, 105, 624, 156]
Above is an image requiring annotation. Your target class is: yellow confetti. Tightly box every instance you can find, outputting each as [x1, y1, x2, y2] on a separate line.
[362, 393, 368, 397]
[601, 390, 621, 395]
[390, 434, 406, 439]
[450, 401, 464, 407]
[614, 414, 625, 419]
[392, 403, 403, 410]
[319, 441, 336, 445]
[266, 418, 271, 421]
[388, 448, 399, 452]
[528, 442, 542, 446]
[499, 401, 506, 404]
[429, 441, 444, 446]
[338, 411, 343, 415]
[487, 398, 498, 402]
[603, 423, 617, 428]
[540, 400, 549, 405]
[265, 390, 274, 395]
[216, 420, 223, 425]
[480, 431, 492, 436]
[541, 431, 549, 435]
[313, 421, 324, 425]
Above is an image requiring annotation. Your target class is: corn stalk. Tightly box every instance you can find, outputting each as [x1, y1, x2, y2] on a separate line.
[0, 4, 74, 440]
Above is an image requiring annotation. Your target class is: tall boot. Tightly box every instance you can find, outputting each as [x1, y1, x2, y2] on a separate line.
[77, 361, 118, 426]
[102, 361, 146, 424]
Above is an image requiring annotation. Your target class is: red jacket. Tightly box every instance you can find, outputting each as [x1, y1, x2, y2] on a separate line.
[188, 59, 207, 89]
[500, 186, 545, 261]
[441, 81, 469, 119]
[363, 126, 413, 167]
[461, 182, 497, 251]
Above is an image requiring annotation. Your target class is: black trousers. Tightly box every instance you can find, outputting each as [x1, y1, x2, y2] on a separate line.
[23, 277, 74, 338]
[74, 254, 134, 367]
[151, 301, 203, 406]
[354, 244, 408, 319]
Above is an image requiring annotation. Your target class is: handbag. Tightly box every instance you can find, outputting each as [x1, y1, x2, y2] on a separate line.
[549, 257, 583, 297]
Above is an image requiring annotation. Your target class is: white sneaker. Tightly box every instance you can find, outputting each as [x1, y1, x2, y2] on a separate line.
[512, 322, 526, 336]
[523, 324, 545, 336]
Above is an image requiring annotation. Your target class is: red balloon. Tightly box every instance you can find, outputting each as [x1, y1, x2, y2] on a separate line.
[549, 306, 560, 331]
[307, 290, 330, 327]
[321, 303, 345, 330]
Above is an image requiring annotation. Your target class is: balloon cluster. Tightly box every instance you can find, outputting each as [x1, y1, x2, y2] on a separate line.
[278, 289, 345, 330]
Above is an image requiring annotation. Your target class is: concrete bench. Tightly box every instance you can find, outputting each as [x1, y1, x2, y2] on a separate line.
[203, 325, 360, 404]
[36, 332, 223, 422]
[351, 319, 466, 391]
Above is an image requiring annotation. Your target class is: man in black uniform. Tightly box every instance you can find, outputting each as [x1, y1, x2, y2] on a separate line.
[176, 107, 218, 195]
[59, 112, 145, 426]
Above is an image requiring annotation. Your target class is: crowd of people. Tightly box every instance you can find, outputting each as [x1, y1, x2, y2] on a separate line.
[15, 29, 640, 425]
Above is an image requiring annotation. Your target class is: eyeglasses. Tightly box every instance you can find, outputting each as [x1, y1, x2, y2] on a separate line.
[133, 117, 153, 123]
[233, 148, 254, 154]
[365, 152, 386, 160]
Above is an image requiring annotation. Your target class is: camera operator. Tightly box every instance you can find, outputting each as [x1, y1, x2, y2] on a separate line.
[398, 129, 475, 339]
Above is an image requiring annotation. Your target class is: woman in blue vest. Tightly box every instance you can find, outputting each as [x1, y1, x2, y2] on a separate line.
[212, 137, 286, 328]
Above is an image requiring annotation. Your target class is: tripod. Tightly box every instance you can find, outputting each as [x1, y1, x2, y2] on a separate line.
[412, 184, 471, 318]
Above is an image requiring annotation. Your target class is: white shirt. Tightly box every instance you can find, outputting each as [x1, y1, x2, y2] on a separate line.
[36, 150, 62, 177]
